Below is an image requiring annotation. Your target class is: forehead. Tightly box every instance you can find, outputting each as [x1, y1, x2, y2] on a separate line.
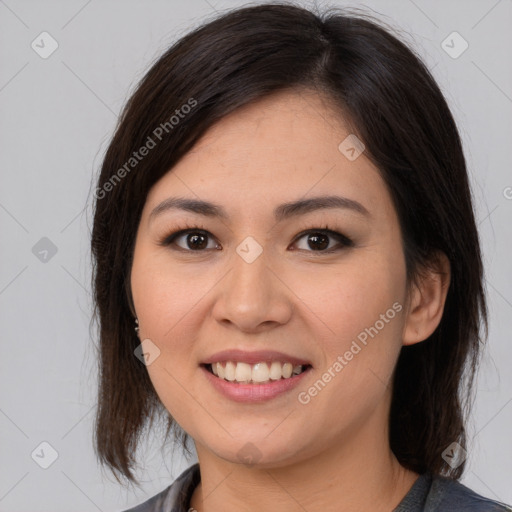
[143, 89, 392, 222]
[187, 88, 349, 168]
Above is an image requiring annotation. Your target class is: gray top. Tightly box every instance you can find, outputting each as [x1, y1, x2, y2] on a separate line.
[122, 463, 511, 512]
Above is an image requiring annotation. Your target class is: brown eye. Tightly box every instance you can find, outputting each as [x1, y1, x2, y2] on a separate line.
[183, 232, 209, 250]
[162, 229, 220, 251]
[292, 229, 353, 253]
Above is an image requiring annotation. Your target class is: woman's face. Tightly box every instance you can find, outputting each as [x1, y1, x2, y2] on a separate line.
[130, 89, 410, 467]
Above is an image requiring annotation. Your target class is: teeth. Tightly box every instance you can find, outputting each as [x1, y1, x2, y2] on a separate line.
[252, 362, 270, 383]
[209, 361, 306, 383]
[224, 361, 236, 381]
[292, 364, 303, 375]
[235, 362, 252, 382]
[215, 362, 225, 379]
[269, 361, 282, 380]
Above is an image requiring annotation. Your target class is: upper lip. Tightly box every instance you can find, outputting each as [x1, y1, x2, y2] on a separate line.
[202, 349, 312, 366]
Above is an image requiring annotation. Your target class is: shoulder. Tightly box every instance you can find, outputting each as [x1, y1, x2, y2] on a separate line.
[426, 474, 512, 512]
[120, 463, 200, 512]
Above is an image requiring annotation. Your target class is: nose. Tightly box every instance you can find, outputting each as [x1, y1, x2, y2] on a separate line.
[211, 248, 293, 333]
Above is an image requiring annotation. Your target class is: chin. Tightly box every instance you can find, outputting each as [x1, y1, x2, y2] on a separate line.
[200, 434, 310, 469]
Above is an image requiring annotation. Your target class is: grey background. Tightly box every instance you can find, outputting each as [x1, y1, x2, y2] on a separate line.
[0, 0, 511, 510]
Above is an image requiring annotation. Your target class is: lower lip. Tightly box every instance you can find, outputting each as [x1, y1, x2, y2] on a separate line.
[201, 365, 312, 403]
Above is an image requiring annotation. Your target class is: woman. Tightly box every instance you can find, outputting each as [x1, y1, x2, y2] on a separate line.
[90, 3, 511, 511]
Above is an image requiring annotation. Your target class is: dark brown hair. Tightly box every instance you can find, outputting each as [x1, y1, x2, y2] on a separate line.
[90, 2, 487, 486]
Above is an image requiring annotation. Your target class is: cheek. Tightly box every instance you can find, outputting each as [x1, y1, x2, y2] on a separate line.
[130, 251, 206, 420]
[293, 252, 404, 345]
[130, 247, 204, 396]
[293, 278, 405, 431]
[295, 253, 406, 397]
[131, 243, 206, 339]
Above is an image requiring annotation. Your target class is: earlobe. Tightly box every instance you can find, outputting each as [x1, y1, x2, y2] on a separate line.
[402, 252, 451, 346]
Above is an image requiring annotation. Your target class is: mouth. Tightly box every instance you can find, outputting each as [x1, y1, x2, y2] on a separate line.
[201, 361, 313, 385]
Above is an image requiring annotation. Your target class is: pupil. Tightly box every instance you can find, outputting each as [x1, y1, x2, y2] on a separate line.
[308, 233, 328, 250]
[188, 233, 207, 250]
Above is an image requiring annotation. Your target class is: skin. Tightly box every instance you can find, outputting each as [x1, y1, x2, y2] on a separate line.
[130, 88, 450, 512]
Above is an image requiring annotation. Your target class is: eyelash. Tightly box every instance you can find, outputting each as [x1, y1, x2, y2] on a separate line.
[157, 222, 354, 255]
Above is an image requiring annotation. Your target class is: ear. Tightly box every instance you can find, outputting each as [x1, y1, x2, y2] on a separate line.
[402, 251, 451, 346]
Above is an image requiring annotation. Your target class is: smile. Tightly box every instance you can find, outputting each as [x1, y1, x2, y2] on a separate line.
[206, 361, 311, 384]
[201, 362, 313, 402]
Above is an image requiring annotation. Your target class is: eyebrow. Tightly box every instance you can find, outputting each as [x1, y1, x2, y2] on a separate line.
[149, 195, 371, 224]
